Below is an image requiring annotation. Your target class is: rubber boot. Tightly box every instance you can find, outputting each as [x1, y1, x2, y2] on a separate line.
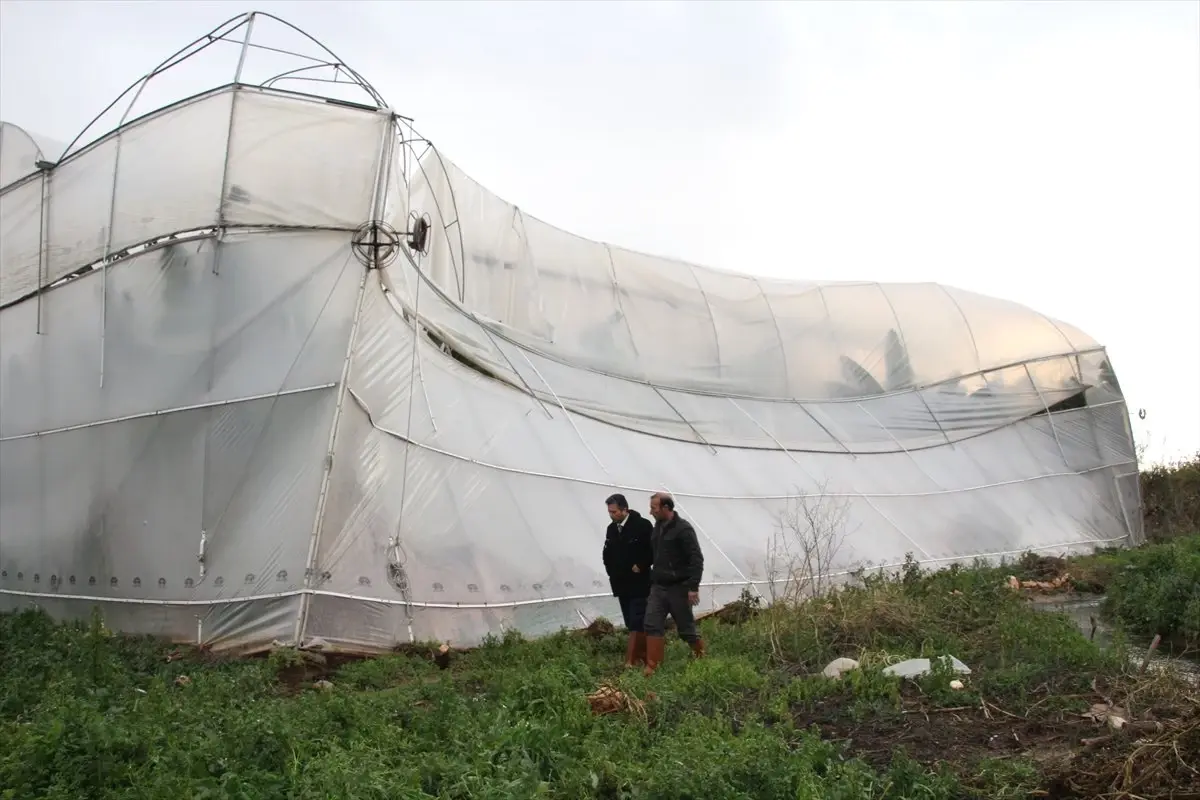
[643, 635, 666, 676]
[623, 632, 643, 668]
[689, 638, 706, 659]
[634, 632, 647, 666]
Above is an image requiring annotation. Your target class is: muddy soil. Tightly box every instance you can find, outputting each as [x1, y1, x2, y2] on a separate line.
[793, 682, 1200, 799]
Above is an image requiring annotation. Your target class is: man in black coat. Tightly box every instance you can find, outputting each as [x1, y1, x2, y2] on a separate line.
[643, 491, 705, 675]
[601, 493, 654, 667]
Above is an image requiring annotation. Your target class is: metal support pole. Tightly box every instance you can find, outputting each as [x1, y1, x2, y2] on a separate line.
[35, 169, 49, 334]
[233, 12, 256, 84]
[293, 112, 394, 647]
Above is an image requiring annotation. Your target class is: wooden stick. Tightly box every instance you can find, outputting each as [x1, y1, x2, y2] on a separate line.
[985, 699, 1023, 720]
[1138, 634, 1162, 676]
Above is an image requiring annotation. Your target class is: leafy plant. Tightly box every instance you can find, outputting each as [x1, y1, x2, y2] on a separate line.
[1102, 535, 1200, 649]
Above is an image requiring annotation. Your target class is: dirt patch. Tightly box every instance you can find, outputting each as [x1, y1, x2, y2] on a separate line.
[271, 650, 366, 691]
[794, 684, 1075, 772]
[393, 641, 456, 670]
[579, 618, 616, 640]
[793, 682, 1200, 799]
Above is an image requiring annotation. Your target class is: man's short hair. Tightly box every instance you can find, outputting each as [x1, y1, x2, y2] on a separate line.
[605, 493, 629, 510]
[652, 491, 675, 511]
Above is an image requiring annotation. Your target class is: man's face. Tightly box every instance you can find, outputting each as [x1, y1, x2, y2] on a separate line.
[607, 504, 628, 523]
[649, 496, 666, 521]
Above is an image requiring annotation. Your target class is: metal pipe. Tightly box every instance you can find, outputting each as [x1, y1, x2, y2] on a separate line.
[0, 383, 336, 442]
[232, 12, 256, 84]
[35, 169, 49, 334]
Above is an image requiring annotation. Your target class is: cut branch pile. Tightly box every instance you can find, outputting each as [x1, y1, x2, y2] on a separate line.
[586, 682, 648, 721]
[1048, 678, 1200, 799]
[1006, 571, 1073, 593]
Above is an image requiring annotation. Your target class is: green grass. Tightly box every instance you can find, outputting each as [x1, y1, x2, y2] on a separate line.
[0, 606, 943, 800]
[8, 553, 1197, 800]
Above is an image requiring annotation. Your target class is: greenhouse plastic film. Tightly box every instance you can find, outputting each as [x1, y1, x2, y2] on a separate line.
[0, 44, 1141, 653]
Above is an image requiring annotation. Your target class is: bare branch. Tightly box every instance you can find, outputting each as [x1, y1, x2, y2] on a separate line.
[761, 483, 860, 661]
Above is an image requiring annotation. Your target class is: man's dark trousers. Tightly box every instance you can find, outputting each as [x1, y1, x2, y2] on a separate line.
[644, 583, 698, 643]
[618, 595, 648, 633]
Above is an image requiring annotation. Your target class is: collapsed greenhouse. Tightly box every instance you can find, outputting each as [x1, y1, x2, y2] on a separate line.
[0, 13, 1143, 653]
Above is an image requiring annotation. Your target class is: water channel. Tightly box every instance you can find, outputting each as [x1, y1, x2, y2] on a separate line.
[1034, 594, 1199, 684]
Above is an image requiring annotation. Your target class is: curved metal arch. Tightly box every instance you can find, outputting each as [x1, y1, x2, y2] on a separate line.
[56, 11, 389, 164]
[248, 11, 388, 108]
[397, 132, 471, 305]
[262, 63, 354, 92]
[427, 147, 472, 305]
[57, 13, 247, 161]
[380, 112, 563, 418]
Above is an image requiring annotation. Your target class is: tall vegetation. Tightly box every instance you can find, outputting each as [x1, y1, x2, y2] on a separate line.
[1140, 452, 1200, 541]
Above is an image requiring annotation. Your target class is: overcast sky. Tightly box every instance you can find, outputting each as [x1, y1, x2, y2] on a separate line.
[1, 0, 1197, 464]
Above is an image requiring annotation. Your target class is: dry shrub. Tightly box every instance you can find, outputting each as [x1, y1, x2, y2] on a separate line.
[764, 486, 854, 606]
[824, 590, 924, 648]
[759, 487, 862, 662]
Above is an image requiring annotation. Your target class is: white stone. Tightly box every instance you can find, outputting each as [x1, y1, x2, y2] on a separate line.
[822, 657, 861, 679]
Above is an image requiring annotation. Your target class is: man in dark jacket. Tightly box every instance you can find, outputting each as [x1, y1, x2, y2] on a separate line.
[601, 493, 654, 667]
[643, 491, 705, 675]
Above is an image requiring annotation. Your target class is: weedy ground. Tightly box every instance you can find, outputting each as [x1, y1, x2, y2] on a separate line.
[2, 533, 1198, 800]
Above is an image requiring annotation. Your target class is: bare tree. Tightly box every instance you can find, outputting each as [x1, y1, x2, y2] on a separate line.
[765, 484, 854, 604]
[762, 484, 857, 660]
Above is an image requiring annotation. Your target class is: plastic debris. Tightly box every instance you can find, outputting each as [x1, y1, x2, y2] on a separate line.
[882, 655, 972, 679]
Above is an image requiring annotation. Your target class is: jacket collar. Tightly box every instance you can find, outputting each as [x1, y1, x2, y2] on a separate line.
[615, 509, 641, 530]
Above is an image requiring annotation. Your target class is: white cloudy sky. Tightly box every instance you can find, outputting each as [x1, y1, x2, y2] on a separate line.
[1, 0, 1197, 463]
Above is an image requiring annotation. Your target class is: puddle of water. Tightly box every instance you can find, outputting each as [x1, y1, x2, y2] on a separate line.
[1034, 595, 1199, 684]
